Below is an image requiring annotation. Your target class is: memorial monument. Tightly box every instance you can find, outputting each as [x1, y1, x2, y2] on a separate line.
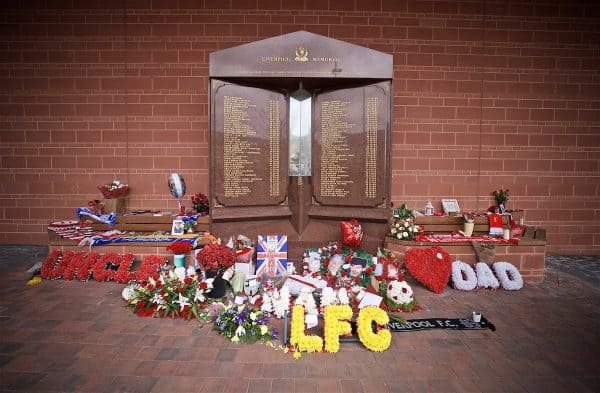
[209, 31, 393, 263]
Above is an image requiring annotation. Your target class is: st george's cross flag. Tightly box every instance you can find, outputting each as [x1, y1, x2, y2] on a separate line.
[256, 235, 288, 276]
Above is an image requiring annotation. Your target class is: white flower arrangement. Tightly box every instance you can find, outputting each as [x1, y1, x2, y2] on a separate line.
[475, 262, 500, 289]
[389, 218, 420, 240]
[493, 262, 523, 290]
[451, 261, 478, 291]
[296, 287, 318, 315]
[386, 280, 414, 305]
[272, 286, 290, 319]
[320, 287, 350, 309]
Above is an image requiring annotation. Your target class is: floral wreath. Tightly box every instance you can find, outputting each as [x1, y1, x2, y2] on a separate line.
[314, 243, 376, 289]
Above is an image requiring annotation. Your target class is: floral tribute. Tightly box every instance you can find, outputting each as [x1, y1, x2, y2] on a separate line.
[196, 244, 236, 274]
[126, 270, 213, 320]
[40, 250, 165, 284]
[492, 188, 509, 205]
[213, 304, 278, 343]
[290, 304, 392, 357]
[381, 280, 420, 313]
[309, 243, 376, 290]
[191, 192, 209, 214]
[166, 241, 192, 255]
[451, 261, 523, 291]
[323, 305, 352, 353]
[389, 217, 421, 241]
[405, 246, 452, 294]
[91, 253, 135, 283]
[356, 306, 392, 352]
[98, 180, 128, 199]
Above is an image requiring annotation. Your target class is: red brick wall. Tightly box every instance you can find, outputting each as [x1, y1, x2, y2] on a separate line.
[1, 1, 598, 254]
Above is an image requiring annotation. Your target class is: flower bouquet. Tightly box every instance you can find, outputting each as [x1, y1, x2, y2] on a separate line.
[214, 304, 278, 343]
[166, 241, 192, 255]
[125, 270, 213, 320]
[191, 192, 209, 214]
[389, 217, 421, 240]
[196, 244, 237, 276]
[167, 241, 192, 268]
[98, 180, 128, 199]
[232, 235, 255, 264]
[492, 188, 509, 204]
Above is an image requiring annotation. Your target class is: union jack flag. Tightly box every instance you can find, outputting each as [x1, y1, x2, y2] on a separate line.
[256, 235, 288, 276]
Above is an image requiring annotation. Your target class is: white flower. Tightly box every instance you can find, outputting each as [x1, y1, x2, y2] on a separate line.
[391, 228, 397, 234]
[174, 293, 190, 311]
[231, 335, 239, 343]
[413, 227, 419, 233]
[235, 325, 246, 337]
[174, 267, 186, 281]
[395, 222, 400, 228]
[342, 263, 350, 269]
[337, 288, 349, 305]
[193, 290, 205, 303]
[151, 293, 166, 305]
[148, 276, 156, 287]
[402, 231, 408, 238]
[396, 233, 402, 239]
[387, 280, 414, 305]
[436, 253, 443, 260]
[404, 222, 409, 228]
[260, 325, 268, 335]
[250, 312, 257, 321]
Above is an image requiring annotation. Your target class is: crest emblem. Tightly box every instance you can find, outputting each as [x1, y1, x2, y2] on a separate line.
[294, 46, 308, 62]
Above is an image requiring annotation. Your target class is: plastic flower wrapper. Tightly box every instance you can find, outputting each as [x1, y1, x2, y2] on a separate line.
[213, 304, 278, 344]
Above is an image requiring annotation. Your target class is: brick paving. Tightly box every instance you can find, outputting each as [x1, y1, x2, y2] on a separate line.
[0, 248, 599, 392]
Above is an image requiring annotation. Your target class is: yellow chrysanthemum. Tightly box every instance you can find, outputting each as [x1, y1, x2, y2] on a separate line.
[357, 306, 391, 352]
[323, 305, 352, 353]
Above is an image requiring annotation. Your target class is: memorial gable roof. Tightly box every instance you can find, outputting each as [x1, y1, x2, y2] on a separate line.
[209, 30, 392, 79]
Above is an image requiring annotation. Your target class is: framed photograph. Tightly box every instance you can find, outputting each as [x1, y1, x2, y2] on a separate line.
[441, 199, 461, 214]
[171, 219, 184, 235]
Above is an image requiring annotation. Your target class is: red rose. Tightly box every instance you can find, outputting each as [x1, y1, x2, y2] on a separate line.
[323, 259, 329, 266]
[184, 278, 192, 285]
[336, 249, 342, 254]
[345, 255, 352, 263]
[200, 282, 207, 289]
[341, 271, 347, 277]
[178, 288, 184, 293]
[353, 277, 359, 283]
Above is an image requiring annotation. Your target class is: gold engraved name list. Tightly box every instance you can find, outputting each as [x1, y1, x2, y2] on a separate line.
[269, 100, 280, 197]
[365, 97, 378, 198]
[223, 96, 262, 198]
[320, 100, 355, 198]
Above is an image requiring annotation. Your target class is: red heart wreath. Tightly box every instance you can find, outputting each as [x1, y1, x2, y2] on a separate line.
[405, 246, 452, 294]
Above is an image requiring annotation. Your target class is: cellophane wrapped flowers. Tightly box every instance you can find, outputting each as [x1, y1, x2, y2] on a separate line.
[214, 304, 278, 344]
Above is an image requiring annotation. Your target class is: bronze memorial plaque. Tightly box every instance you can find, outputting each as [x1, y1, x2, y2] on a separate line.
[313, 82, 389, 207]
[211, 80, 288, 207]
[209, 31, 392, 259]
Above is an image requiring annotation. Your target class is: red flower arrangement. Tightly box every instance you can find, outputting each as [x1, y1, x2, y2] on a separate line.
[191, 192, 209, 214]
[405, 247, 452, 294]
[62, 252, 98, 281]
[40, 250, 67, 280]
[91, 253, 135, 282]
[166, 241, 192, 255]
[135, 255, 164, 283]
[196, 244, 236, 274]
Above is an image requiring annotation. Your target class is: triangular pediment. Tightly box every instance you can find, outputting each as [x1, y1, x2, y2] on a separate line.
[209, 30, 392, 79]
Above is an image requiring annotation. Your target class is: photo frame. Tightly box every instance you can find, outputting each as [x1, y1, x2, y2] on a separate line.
[441, 199, 461, 214]
[171, 219, 184, 235]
